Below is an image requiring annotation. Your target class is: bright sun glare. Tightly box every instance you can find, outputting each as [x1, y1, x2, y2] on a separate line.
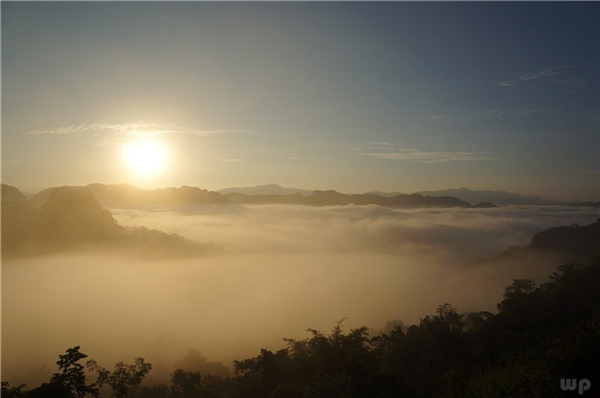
[121, 141, 168, 177]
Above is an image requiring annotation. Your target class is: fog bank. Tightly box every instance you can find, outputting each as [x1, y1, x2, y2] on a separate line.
[3, 204, 599, 387]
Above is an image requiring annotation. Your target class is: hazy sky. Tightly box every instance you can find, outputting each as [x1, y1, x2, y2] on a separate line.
[2, 2, 599, 200]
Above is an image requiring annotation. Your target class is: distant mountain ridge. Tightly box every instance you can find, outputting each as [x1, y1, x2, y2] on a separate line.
[217, 184, 313, 196]
[222, 190, 470, 208]
[29, 183, 228, 208]
[366, 191, 406, 197]
[11, 183, 598, 209]
[414, 187, 556, 206]
[26, 183, 471, 209]
[4, 183, 599, 262]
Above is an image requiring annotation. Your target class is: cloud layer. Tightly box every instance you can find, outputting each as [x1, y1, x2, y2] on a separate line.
[3, 204, 599, 387]
[111, 204, 599, 257]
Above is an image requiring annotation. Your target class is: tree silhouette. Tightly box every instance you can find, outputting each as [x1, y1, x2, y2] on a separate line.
[86, 357, 152, 398]
[174, 349, 231, 378]
[170, 369, 203, 398]
[1, 381, 26, 398]
[26, 346, 99, 398]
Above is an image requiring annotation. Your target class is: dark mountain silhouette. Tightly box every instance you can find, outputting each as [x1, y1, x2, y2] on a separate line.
[222, 192, 306, 205]
[365, 190, 406, 197]
[495, 218, 600, 265]
[568, 201, 600, 208]
[529, 218, 600, 259]
[1, 183, 29, 204]
[29, 183, 228, 208]
[2, 187, 212, 258]
[29, 183, 471, 209]
[305, 190, 470, 207]
[472, 201, 498, 208]
[218, 183, 313, 197]
[414, 187, 556, 206]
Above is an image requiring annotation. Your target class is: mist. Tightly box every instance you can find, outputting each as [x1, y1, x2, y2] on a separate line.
[111, 204, 599, 257]
[3, 204, 599, 387]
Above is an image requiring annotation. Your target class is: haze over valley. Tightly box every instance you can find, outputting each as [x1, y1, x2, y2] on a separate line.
[2, 2, 599, 396]
[3, 183, 600, 392]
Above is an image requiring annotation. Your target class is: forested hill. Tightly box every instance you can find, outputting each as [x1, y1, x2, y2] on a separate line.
[1, 187, 212, 259]
[529, 218, 600, 258]
[496, 218, 600, 264]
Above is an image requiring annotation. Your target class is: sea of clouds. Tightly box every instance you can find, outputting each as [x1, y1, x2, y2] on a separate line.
[3, 204, 599, 386]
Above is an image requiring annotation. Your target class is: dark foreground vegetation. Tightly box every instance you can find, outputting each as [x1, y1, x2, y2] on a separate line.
[4, 257, 599, 398]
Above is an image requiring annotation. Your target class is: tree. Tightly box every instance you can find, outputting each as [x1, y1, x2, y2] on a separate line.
[174, 349, 231, 378]
[28, 346, 99, 398]
[1, 381, 26, 398]
[86, 357, 152, 398]
[171, 369, 203, 398]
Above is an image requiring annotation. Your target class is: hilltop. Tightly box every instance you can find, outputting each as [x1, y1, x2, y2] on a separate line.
[2, 186, 212, 259]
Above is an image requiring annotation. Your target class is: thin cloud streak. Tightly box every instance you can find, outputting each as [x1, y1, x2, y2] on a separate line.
[361, 145, 493, 163]
[496, 66, 573, 88]
[25, 122, 258, 139]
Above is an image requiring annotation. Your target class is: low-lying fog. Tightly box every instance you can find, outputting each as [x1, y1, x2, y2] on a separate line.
[3, 204, 599, 386]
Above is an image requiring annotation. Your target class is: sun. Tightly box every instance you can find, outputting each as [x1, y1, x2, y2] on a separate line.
[121, 140, 169, 177]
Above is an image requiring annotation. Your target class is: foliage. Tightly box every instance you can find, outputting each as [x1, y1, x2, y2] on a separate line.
[1, 381, 27, 398]
[86, 357, 152, 398]
[19, 346, 99, 398]
[174, 349, 231, 378]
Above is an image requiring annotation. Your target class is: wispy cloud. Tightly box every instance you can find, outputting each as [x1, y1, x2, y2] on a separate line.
[360, 144, 493, 163]
[482, 109, 551, 119]
[365, 142, 397, 150]
[367, 141, 394, 147]
[288, 157, 314, 161]
[415, 114, 447, 121]
[519, 68, 563, 81]
[495, 66, 573, 88]
[25, 122, 257, 139]
[219, 158, 239, 162]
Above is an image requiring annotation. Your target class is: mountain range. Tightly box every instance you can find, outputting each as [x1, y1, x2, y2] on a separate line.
[3, 183, 599, 263]
[217, 185, 597, 207]
[18, 183, 471, 209]
[217, 183, 313, 197]
[413, 187, 556, 206]
[3, 183, 598, 210]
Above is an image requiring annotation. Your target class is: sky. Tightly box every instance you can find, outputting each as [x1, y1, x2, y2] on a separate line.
[2, 2, 599, 201]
